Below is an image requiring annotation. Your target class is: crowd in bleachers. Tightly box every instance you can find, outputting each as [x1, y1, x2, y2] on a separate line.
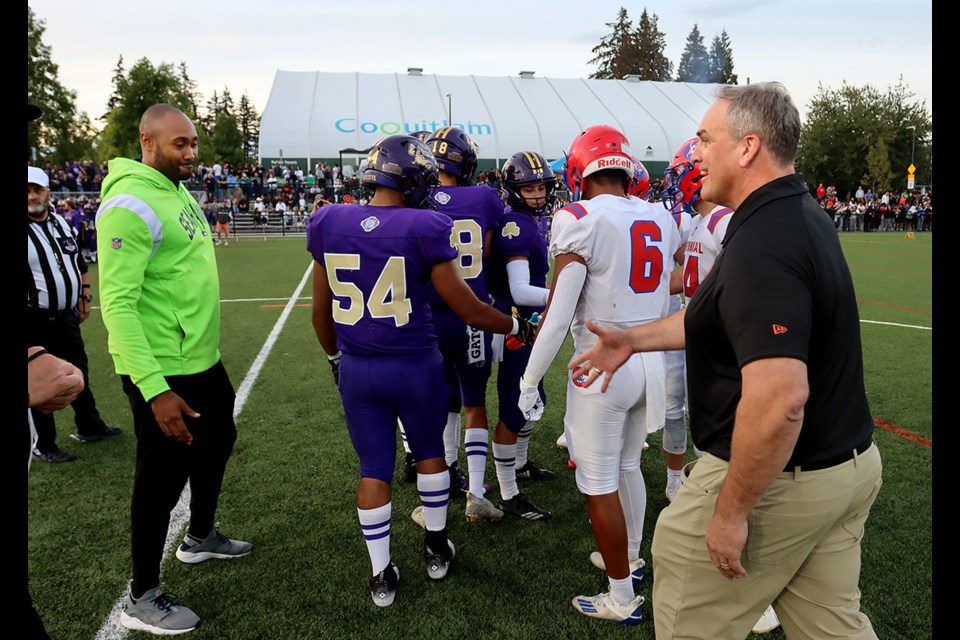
[816, 183, 933, 232]
[32, 159, 931, 237]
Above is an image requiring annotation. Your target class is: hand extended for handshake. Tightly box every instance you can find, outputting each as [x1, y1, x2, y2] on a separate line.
[506, 310, 540, 351]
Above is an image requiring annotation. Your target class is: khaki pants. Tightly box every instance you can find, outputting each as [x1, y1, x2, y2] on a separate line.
[652, 445, 882, 639]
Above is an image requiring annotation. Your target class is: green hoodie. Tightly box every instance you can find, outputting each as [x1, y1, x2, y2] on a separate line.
[96, 158, 221, 401]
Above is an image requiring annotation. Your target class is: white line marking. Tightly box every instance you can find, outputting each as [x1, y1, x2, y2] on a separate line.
[96, 262, 314, 640]
[861, 319, 931, 331]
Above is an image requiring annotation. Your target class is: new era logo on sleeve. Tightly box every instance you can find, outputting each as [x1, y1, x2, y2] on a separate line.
[772, 324, 788, 335]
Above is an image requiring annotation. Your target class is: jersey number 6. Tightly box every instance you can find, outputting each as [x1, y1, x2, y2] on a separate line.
[629, 221, 664, 294]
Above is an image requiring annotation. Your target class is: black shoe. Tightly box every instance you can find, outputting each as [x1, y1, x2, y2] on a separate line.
[71, 426, 123, 443]
[403, 452, 417, 483]
[516, 459, 556, 481]
[498, 492, 552, 520]
[369, 562, 399, 607]
[424, 538, 455, 580]
[32, 448, 78, 463]
[448, 462, 468, 499]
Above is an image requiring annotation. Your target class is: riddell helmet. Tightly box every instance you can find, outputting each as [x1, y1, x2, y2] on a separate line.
[426, 127, 478, 185]
[410, 130, 432, 143]
[563, 125, 633, 201]
[628, 157, 651, 199]
[501, 151, 556, 214]
[361, 135, 439, 209]
[661, 137, 703, 214]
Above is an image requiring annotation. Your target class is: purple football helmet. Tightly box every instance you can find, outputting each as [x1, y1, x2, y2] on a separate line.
[361, 135, 439, 209]
[426, 126, 478, 186]
[501, 151, 556, 214]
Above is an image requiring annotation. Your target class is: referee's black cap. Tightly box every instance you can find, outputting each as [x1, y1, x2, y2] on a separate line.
[28, 103, 42, 121]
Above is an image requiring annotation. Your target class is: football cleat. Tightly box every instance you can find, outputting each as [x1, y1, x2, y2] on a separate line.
[572, 592, 644, 625]
[465, 493, 503, 522]
[369, 562, 399, 608]
[516, 459, 556, 481]
[498, 492, 551, 521]
[424, 539, 456, 580]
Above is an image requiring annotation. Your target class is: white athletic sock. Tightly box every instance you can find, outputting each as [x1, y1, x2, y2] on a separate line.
[443, 412, 461, 466]
[618, 466, 646, 563]
[493, 442, 518, 501]
[464, 428, 488, 497]
[666, 468, 683, 482]
[515, 421, 535, 468]
[397, 419, 412, 454]
[357, 503, 391, 575]
[417, 471, 450, 531]
[609, 575, 635, 606]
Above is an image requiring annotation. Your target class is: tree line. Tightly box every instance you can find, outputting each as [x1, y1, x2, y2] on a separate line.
[26, 6, 931, 198]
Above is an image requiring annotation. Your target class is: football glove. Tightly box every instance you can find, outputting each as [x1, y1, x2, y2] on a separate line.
[509, 310, 540, 350]
[518, 378, 545, 421]
[327, 351, 342, 386]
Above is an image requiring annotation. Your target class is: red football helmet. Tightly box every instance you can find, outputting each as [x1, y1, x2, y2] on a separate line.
[628, 157, 651, 199]
[563, 125, 633, 201]
[660, 137, 703, 214]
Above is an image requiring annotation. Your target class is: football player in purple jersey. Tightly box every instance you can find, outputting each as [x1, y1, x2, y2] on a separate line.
[486, 151, 557, 521]
[307, 134, 534, 607]
[416, 126, 506, 523]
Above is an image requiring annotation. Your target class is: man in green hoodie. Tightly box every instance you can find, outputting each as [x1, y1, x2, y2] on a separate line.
[97, 103, 251, 635]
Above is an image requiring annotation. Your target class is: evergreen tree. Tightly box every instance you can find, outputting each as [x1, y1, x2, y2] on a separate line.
[238, 92, 261, 161]
[863, 135, 896, 194]
[178, 61, 202, 121]
[104, 55, 126, 121]
[708, 30, 738, 84]
[676, 24, 712, 83]
[587, 7, 638, 79]
[634, 9, 673, 81]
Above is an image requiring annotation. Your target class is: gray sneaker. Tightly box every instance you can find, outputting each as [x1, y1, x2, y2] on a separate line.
[119, 583, 200, 635]
[175, 524, 252, 564]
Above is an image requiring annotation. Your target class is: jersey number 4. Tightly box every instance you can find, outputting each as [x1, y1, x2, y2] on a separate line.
[325, 254, 412, 326]
[629, 221, 665, 293]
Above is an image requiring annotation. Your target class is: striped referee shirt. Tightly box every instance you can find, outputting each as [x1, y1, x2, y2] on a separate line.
[27, 209, 87, 312]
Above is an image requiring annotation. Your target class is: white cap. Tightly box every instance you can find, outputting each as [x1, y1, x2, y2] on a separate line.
[28, 166, 49, 187]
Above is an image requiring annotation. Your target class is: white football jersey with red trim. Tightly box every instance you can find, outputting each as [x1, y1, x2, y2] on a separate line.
[550, 193, 681, 354]
[683, 205, 735, 300]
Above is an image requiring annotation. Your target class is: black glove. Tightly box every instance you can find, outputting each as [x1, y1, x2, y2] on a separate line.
[328, 352, 341, 386]
[512, 311, 539, 348]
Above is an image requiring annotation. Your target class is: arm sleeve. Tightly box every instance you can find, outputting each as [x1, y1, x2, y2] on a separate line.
[507, 259, 550, 307]
[521, 261, 587, 385]
[96, 205, 170, 400]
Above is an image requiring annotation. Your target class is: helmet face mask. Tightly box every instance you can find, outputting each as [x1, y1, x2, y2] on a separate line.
[426, 127, 478, 186]
[362, 135, 440, 209]
[501, 151, 556, 214]
[661, 137, 703, 214]
[563, 125, 633, 202]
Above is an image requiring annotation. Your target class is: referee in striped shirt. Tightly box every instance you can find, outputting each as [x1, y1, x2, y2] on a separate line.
[27, 166, 121, 463]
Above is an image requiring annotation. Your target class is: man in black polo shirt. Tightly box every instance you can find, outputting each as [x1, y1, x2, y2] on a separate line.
[27, 166, 122, 462]
[569, 82, 881, 639]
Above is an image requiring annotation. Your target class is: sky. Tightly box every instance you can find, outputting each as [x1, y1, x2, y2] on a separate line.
[29, 0, 932, 125]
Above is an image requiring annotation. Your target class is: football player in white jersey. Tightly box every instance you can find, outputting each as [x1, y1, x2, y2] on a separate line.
[518, 125, 681, 625]
[660, 138, 779, 636]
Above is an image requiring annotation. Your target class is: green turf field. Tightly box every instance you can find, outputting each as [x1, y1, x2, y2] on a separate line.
[27, 231, 932, 639]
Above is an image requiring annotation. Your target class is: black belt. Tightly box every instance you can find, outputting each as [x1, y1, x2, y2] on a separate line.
[787, 437, 873, 472]
[27, 306, 73, 317]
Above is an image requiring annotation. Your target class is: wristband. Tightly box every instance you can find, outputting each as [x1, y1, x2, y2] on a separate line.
[27, 348, 50, 363]
[82, 284, 91, 289]
[327, 351, 342, 361]
[511, 317, 519, 335]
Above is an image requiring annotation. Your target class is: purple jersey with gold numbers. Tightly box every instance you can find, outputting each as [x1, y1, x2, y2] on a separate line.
[427, 185, 503, 306]
[306, 203, 457, 356]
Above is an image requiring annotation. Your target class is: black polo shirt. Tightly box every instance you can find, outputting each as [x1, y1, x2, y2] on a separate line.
[684, 173, 873, 468]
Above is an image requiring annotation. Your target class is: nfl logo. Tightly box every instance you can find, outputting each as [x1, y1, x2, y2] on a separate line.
[111, 237, 123, 250]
